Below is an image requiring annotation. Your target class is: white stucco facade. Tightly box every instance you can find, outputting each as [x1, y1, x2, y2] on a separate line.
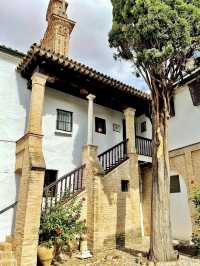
[0, 49, 199, 244]
[0, 52, 124, 241]
[0, 51, 30, 241]
[43, 87, 124, 178]
[136, 84, 200, 150]
[170, 171, 192, 241]
[169, 85, 200, 150]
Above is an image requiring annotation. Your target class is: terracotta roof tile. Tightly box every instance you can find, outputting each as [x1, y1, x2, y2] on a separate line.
[17, 43, 150, 100]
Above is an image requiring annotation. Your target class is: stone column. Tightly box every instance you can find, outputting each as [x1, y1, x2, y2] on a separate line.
[86, 94, 96, 145]
[124, 107, 136, 155]
[14, 72, 48, 266]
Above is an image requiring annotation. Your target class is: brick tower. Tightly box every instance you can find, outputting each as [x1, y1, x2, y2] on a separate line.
[41, 0, 75, 56]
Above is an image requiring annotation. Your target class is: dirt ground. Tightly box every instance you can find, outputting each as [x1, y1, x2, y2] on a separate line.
[54, 240, 200, 266]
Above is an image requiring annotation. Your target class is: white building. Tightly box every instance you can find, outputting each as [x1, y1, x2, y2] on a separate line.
[0, 1, 200, 264]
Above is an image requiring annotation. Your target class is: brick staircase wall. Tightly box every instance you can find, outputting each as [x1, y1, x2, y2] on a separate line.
[0, 236, 17, 266]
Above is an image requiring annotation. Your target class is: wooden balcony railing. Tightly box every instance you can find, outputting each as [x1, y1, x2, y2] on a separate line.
[43, 164, 85, 212]
[98, 139, 128, 173]
[136, 136, 152, 157]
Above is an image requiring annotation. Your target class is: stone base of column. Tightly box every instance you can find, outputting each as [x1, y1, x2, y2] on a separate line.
[14, 134, 46, 266]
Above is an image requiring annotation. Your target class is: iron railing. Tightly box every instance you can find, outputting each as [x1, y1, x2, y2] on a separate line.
[136, 136, 152, 157]
[0, 201, 17, 215]
[43, 164, 85, 212]
[98, 139, 128, 173]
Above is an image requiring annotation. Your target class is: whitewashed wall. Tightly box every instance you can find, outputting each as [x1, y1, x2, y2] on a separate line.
[169, 85, 200, 150]
[0, 52, 29, 241]
[136, 114, 152, 139]
[136, 85, 200, 150]
[43, 87, 124, 178]
[0, 51, 124, 241]
[170, 171, 192, 241]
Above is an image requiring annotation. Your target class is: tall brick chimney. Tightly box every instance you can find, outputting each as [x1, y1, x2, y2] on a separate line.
[41, 0, 75, 56]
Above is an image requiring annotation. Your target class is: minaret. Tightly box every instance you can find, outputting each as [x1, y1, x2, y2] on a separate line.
[41, 0, 75, 56]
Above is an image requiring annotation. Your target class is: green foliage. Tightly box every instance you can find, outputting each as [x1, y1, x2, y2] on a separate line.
[39, 197, 86, 253]
[109, 0, 200, 90]
[192, 188, 200, 252]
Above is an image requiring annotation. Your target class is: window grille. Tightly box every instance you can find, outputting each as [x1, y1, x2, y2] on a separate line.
[56, 109, 73, 132]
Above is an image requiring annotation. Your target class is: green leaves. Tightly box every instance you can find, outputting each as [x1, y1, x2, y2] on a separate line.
[39, 198, 86, 251]
[109, 0, 200, 90]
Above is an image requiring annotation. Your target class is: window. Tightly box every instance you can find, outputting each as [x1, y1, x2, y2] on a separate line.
[141, 121, 147, 133]
[170, 97, 175, 117]
[121, 180, 129, 192]
[95, 117, 106, 134]
[44, 170, 58, 196]
[56, 109, 73, 132]
[170, 175, 181, 193]
[189, 80, 200, 106]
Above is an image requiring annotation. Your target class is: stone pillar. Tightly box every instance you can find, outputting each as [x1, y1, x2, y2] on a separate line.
[82, 144, 104, 253]
[86, 94, 96, 145]
[124, 107, 136, 154]
[14, 72, 48, 266]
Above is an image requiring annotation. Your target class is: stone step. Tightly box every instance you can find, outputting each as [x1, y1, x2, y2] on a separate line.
[0, 258, 17, 266]
[0, 251, 15, 260]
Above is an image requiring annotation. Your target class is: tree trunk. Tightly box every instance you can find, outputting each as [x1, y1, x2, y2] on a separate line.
[149, 96, 178, 262]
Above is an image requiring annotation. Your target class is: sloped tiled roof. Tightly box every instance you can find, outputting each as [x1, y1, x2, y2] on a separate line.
[0, 44, 25, 58]
[17, 43, 150, 100]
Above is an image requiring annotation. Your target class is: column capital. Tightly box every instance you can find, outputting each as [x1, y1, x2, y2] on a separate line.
[123, 107, 136, 116]
[31, 72, 48, 86]
[87, 94, 96, 101]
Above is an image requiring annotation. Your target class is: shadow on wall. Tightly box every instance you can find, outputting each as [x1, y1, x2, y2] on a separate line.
[11, 173, 20, 235]
[116, 192, 126, 249]
[15, 72, 30, 134]
[71, 104, 87, 169]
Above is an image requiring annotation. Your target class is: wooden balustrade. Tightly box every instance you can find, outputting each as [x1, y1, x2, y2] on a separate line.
[42, 164, 85, 212]
[98, 139, 128, 173]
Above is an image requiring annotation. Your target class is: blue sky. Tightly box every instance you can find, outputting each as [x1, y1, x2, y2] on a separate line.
[0, 0, 147, 91]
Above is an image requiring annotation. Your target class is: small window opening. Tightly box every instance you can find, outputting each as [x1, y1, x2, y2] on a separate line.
[44, 170, 58, 196]
[189, 80, 200, 106]
[141, 121, 147, 133]
[121, 180, 129, 192]
[170, 97, 175, 117]
[170, 175, 181, 193]
[95, 117, 106, 134]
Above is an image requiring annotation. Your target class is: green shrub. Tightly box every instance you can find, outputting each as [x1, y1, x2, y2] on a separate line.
[39, 197, 86, 255]
[192, 188, 200, 254]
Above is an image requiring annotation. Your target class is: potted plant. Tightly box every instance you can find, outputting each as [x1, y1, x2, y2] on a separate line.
[38, 196, 86, 265]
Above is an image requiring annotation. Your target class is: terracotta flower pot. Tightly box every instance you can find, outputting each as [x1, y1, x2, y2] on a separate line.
[38, 245, 54, 266]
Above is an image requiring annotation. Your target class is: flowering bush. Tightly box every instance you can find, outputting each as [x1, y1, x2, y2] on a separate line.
[39, 197, 86, 256]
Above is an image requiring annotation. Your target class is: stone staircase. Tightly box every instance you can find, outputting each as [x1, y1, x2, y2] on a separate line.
[0, 236, 17, 266]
